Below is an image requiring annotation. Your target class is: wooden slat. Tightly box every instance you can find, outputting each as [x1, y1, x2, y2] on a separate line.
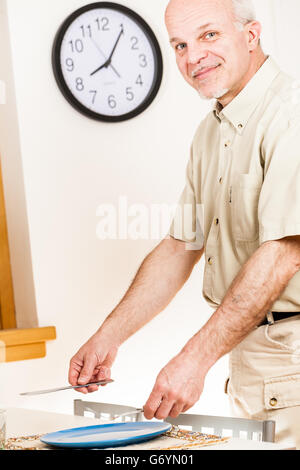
[0, 326, 56, 346]
[3, 342, 46, 362]
[0, 326, 56, 362]
[0, 161, 16, 329]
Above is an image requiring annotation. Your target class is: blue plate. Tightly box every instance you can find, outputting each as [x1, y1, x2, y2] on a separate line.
[40, 421, 171, 449]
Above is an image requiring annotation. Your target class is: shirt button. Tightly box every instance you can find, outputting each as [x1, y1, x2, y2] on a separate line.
[219, 177, 223, 184]
[214, 218, 219, 225]
[269, 398, 278, 407]
[238, 123, 243, 129]
[224, 141, 231, 147]
[208, 257, 213, 265]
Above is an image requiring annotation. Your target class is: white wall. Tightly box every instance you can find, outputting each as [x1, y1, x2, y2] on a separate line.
[0, 0, 38, 328]
[0, 0, 299, 418]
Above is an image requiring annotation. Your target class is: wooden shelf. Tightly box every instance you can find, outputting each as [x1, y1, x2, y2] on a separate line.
[0, 326, 56, 362]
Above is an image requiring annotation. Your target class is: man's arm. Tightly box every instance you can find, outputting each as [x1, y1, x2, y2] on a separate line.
[68, 236, 203, 392]
[143, 236, 300, 419]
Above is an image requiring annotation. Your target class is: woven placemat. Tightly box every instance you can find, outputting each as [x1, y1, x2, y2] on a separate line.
[3, 426, 229, 450]
[4, 434, 46, 450]
[159, 427, 229, 450]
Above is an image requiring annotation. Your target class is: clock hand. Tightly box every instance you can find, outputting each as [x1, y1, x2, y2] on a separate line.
[90, 38, 121, 78]
[106, 24, 124, 65]
[90, 59, 120, 79]
[110, 63, 121, 79]
[91, 25, 124, 75]
[90, 61, 106, 76]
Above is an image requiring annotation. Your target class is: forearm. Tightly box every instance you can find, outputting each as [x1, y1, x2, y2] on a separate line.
[183, 237, 300, 373]
[98, 237, 203, 345]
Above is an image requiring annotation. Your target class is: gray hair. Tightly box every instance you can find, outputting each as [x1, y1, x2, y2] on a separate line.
[232, 0, 256, 25]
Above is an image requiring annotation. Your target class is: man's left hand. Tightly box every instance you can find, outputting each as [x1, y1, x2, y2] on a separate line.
[143, 350, 205, 420]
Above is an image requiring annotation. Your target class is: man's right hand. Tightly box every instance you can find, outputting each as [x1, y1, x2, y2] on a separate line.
[68, 333, 118, 394]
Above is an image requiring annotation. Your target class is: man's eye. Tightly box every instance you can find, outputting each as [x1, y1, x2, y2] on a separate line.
[205, 32, 217, 39]
[175, 43, 186, 51]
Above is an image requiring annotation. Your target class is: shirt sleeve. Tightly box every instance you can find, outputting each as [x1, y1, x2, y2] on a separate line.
[259, 117, 300, 244]
[168, 145, 204, 250]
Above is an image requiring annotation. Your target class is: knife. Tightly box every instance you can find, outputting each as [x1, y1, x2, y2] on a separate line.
[20, 379, 114, 396]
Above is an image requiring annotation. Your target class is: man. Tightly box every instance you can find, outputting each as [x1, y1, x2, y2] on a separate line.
[69, 0, 300, 446]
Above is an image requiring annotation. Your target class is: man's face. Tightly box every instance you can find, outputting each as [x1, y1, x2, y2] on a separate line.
[165, 0, 253, 102]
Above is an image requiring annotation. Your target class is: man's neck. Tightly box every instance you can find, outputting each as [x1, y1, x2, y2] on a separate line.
[217, 50, 268, 109]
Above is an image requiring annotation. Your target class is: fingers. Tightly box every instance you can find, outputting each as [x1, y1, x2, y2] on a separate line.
[143, 389, 164, 420]
[77, 355, 97, 385]
[69, 357, 90, 393]
[74, 373, 100, 394]
[154, 398, 176, 420]
[143, 374, 198, 420]
[69, 341, 118, 395]
[169, 401, 187, 417]
[181, 402, 193, 414]
[68, 357, 82, 386]
[85, 384, 99, 393]
[144, 393, 192, 420]
[94, 349, 116, 386]
[96, 366, 111, 383]
[69, 353, 99, 394]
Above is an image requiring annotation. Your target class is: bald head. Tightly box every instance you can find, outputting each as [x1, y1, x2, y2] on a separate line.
[166, 0, 256, 28]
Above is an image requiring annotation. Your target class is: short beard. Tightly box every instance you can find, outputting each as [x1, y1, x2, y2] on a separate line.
[196, 87, 229, 100]
[213, 88, 229, 99]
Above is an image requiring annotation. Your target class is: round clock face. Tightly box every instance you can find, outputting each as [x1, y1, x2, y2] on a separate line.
[52, 2, 163, 122]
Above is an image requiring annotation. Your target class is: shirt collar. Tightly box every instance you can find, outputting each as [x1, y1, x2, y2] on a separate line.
[212, 56, 281, 134]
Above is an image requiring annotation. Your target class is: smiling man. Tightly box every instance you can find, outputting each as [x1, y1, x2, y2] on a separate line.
[69, 0, 300, 447]
[167, 0, 264, 103]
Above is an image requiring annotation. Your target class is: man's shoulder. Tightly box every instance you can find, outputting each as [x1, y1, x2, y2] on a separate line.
[261, 71, 300, 160]
[266, 70, 300, 123]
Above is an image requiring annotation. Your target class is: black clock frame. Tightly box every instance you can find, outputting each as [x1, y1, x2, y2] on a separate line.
[52, 2, 163, 122]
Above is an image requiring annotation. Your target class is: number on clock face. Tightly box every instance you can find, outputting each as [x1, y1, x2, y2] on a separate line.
[53, 3, 163, 122]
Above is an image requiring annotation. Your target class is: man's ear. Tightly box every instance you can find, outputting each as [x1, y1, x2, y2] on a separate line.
[246, 21, 262, 51]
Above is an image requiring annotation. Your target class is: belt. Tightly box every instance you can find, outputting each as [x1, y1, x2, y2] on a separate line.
[260, 311, 300, 326]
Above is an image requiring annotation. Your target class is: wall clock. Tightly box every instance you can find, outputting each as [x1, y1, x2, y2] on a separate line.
[52, 2, 163, 122]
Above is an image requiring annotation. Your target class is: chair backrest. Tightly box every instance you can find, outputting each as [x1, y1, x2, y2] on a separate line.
[74, 399, 143, 422]
[165, 413, 275, 442]
[74, 400, 275, 442]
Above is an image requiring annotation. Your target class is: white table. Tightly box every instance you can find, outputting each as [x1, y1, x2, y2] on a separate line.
[5, 408, 294, 450]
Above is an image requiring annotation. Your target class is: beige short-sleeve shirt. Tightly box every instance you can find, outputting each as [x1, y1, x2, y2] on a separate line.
[169, 57, 300, 311]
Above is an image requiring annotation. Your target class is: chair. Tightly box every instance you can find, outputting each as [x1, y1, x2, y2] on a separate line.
[165, 413, 275, 442]
[74, 400, 275, 442]
[74, 399, 144, 422]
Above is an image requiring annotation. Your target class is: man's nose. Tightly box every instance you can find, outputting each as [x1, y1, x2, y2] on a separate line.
[187, 41, 208, 65]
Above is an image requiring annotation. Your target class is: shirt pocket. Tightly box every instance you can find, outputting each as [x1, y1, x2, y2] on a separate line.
[231, 174, 261, 242]
[264, 374, 300, 410]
